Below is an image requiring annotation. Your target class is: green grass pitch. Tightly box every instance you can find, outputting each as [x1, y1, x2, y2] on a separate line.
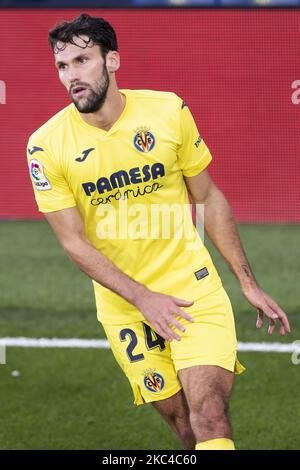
[0, 221, 299, 449]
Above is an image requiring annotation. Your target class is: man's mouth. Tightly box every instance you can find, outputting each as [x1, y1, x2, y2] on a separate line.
[72, 86, 88, 97]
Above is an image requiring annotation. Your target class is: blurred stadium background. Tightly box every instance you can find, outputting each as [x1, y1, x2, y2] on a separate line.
[0, 1, 299, 450]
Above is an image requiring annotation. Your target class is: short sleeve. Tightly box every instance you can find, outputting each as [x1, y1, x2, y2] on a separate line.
[27, 139, 76, 213]
[177, 101, 212, 177]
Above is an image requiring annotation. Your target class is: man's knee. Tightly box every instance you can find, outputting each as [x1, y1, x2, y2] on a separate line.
[162, 404, 190, 430]
[168, 411, 196, 450]
[189, 388, 230, 435]
[152, 391, 190, 426]
[152, 394, 196, 450]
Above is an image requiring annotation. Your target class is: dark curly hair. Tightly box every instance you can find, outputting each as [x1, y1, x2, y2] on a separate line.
[48, 13, 118, 58]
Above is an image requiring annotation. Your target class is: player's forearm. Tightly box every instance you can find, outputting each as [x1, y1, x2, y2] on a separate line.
[62, 236, 148, 305]
[200, 187, 258, 290]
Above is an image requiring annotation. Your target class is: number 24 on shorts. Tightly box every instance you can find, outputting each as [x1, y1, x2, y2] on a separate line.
[119, 323, 166, 363]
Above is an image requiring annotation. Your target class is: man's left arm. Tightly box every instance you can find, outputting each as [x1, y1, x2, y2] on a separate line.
[185, 169, 291, 336]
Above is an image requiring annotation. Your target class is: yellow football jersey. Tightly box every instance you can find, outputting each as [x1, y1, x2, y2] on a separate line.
[27, 89, 222, 324]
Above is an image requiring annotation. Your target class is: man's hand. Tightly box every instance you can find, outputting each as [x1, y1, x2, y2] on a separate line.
[242, 285, 291, 335]
[133, 289, 194, 342]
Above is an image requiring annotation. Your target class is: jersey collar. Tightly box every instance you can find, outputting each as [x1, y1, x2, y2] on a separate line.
[71, 89, 130, 137]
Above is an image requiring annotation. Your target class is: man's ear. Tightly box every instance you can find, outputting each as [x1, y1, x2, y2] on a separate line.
[106, 51, 120, 73]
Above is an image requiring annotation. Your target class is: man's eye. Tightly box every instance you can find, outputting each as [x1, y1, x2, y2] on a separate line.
[58, 64, 67, 70]
[78, 57, 87, 64]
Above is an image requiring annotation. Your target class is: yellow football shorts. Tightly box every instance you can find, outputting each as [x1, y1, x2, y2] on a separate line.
[102, 286, 245, 406]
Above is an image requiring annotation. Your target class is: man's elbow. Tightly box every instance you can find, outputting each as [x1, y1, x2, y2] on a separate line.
[191, 183, 220, 205]
[59, 233, 89, 258]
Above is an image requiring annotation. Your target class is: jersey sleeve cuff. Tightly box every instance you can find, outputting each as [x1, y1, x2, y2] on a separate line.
[182, 149, 212, 177]
[37, 200, 77, 213]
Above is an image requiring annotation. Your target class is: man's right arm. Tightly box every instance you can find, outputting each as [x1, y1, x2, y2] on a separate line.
[46, 206, 143, 305]
[45, 206, 194, 341]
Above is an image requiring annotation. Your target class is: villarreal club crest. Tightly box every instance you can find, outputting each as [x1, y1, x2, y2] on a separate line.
[143, 369, 165, 393]
[134, 127, 156, 153]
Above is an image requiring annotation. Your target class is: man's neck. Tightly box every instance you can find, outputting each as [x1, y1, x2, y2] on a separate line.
[79, 88, 125, 132]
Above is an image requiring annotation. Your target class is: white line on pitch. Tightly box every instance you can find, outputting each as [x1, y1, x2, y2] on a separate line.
[0, 337, 299, 353]
[0, 337, 109, 349]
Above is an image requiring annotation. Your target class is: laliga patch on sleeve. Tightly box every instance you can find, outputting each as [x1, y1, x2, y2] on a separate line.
[194, 267, 209, 281]
[29, 159, 51, 191]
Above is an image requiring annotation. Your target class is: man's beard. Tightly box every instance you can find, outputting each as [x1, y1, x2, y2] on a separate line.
[70, 65, 110, 113]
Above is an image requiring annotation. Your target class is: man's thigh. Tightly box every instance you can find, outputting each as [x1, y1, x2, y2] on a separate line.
[102, 320, 182, 406]
[178, 365, 235, 411]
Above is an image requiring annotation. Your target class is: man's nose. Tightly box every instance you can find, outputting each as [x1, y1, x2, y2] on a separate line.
[68, 67, 81, 85]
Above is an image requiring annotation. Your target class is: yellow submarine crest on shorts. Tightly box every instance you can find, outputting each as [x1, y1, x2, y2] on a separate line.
[143, 368, 165, 393]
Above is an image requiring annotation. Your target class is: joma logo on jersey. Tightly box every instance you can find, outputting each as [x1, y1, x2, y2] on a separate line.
[28, 146, 44, 155]
[75, 147, 95, 162]
[82, 163, 165, 196]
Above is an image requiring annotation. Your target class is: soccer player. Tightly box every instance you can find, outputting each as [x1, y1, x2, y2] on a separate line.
[27, 13, 290, 451]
